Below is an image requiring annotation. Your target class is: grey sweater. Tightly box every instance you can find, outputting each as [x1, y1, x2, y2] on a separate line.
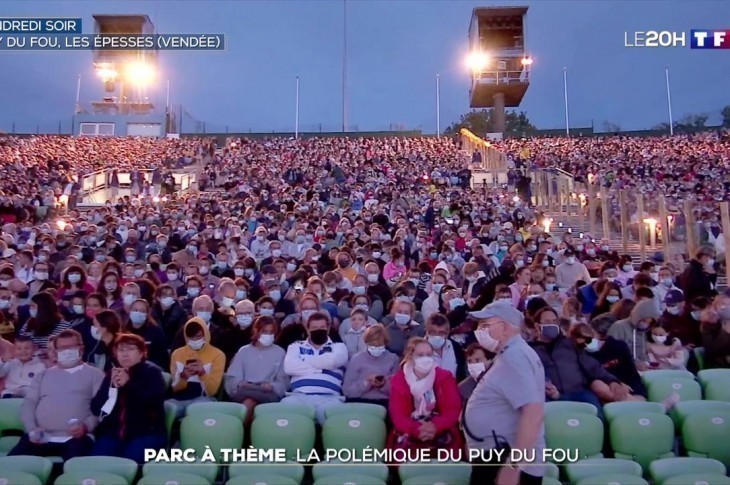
[342, 350, 399, 400]
[22, 364, 104, 438]
[224, 344, 289, 398]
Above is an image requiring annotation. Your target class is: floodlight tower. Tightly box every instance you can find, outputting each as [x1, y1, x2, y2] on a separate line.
[467, 6, 531, 136]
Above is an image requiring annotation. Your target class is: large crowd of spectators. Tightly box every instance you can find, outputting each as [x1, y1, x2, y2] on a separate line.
[0, 133, 727, 481]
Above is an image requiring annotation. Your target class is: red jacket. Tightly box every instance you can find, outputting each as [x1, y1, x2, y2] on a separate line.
[388, 366, 464, 452]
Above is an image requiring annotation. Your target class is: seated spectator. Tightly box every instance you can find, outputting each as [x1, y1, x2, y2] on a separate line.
[588, 314, 647, 399]
[385, 300, 425, 357]
[151, 284, 187, 344]
[84, 309, 121, 372]
[646, 323, 687, 370]
[659, 290, 701, 349]
[425, 313, 466, 380]
[90, 333, 167, 464]
[225, 316, 287, 418]
[343, 324, 399, 407]
[282, 311, 348, 424]
[340, 308, 370, 357]
[387, 337, 463, 453]
[678, 245, 717, 301]
[0, 335, 46, 397]
[458, 343, 493, 402]
[701, 307, 730, 369]
[9, 329, 104, 460]
[607, 299, 661, 369]
[18, 291, 72, 360]
[591, 281, 622, 319]
[124, 298, 169, 370]
[555, 249, 591, 290]
[531, 307, 622, 418]
[169, 318, 226, 416]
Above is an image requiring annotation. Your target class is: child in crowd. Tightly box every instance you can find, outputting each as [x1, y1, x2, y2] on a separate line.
[0, 335, 46, 398]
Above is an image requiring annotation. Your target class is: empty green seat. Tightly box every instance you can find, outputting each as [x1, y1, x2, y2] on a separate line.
[604, 401, 665, 423]
[315, 475, 385, 485]
[0, 398, 24, 456]
[697, 368, 730, 388]
[54, 472, 129, 485]
[399, 462, 471, 485]
[566, 458, 643, 484]
[647, 377, 702, 404]
[674, 401, 730, 428]
[161, 371, 172, 389]
[137, 473, 210, 485]
[545, 400, 599, 416]
[649, 457, 726, 485]
[699, 369, 730, 401]
[682, 411, 730, 467]
[0, 455, 54, 485]
[322, 414, 386, 460]
[545, 462, 560, 479]
[253, 402, 315, 420]
[402, 477, 457, 485]
[693, 347, 706, 371]
[642, 369, 694, 384]
[187, 401, 247, 422]
[576, 474, 648, 485]
[226, 476, 298, 485]
[228, 462, 304, 483]
[0, 470, 42, 485]
[543, 478, 562, 485]
[251, 413, 316, 462]
[324, 402, 387, 420]
[545, 412, 604, 462]
[180, 412, 244, 462]
[142, 462, 219, 483]
[662, 473, 730, 485]
[64, 456, 138, 484]
[164, 400, 178, 444]
[313, 460, 388, 481]
[610, 413, 675, 471]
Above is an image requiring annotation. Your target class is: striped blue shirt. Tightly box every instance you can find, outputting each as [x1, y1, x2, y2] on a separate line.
[286, 339, 348, 396]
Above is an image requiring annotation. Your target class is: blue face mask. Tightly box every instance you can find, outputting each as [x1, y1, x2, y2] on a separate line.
[129, 311, 147, 327]
[539, 324, 561, 341]
[428, 335, 446, 349]
[29, 308, 38, 318]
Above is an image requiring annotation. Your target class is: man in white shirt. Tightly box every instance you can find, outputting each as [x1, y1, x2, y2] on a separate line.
[555, 249, 591, 289]
[282, 311, 348, 424]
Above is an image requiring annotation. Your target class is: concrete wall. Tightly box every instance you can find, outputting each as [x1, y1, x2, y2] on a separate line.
[73, 113, 167, 137]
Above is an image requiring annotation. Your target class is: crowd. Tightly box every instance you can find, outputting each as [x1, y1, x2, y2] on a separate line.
[0, 133, 728, 484]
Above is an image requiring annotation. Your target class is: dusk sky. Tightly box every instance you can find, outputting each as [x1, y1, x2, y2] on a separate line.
[2, 0, 729, 134]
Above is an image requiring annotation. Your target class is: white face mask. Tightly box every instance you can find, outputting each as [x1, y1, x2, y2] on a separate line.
[652, 334, 667, 344]
[123, 294, 136, 306]
[57, 349, 80, 367]
[475, 328, 500, 352]
[584, 339, 600, 353]
[666, 305, 681, 316]
[622, 264, 633, 272]
[90, 326, 102, 341]
[220, 297, 235, 308]
[606, 296, 620, 303]
[188, 338, 205, 351]
[258, 334, 275, 347]
[662, 278, 673, 288]
[368, 345, 386, 357]
[167, 272, 179, 281]
[413, 355, 434, 374]
[467, 362, 486, 379]
[236, 314, 253, 328]
[566, 257, 576, 265]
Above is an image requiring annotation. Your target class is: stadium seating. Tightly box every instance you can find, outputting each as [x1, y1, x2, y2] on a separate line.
[662, 473, 730, 485]
[226, 477, 298, 485]
[609, 413, 675, 471]
[321, 414, 387, 460]
[398, 462, 471, 485]
[324, 402, 387, 420]
[0, 398, 24, 456]
[64, 456, 138, 484]
[693, 347, 706, 371]
[142, 462, 219, 483]
[137, 473, 210, 485]
[682, 410, 730, 467]
[54, 471, 129, 485]
[161, 371, 172, 389]
[227, 461, 304, 484]
[697, 368, 730, 388]
[565, 458, 643, 484]
[673, 400, 730, 429]
[250, 413, 316, 461]
[641, 369, 694, 385]
[186, 401, 248, 422]
[603, 401, 665, 423]
[575, 474, 648, 485]
[649, 457, 727, 485]
[0, 470, 42, 485]
[0, 455, 54, 485]
[545, 400, 599, 416]
[312, 460, 388, 482]
[316, 475, 386, 485]
[544, 412, 604, 462]
[646, 377, 702, 405]
[164, 400, 178, 444]
[698, 369, 730, 402]
[253, 402, 316, 420]
[180, 412, 244, 462]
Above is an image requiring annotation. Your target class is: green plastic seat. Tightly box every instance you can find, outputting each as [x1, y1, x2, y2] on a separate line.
[649, 457, 726, 485]
[0, 455, 54, 485]
[64, 456, 138, 484]
[251, 413, 316, 462]
[322, 414, 386, 460]
[313, 460, 388, 481]
[545, 412, 604, 462]
[545, 400, 599, 416]
[642, 369, 695, 384]
[646, 377, 702, 403]
[315, 475, 385, 485]
[0, 470, 42, 485]
[576, 474, 648, 485]
[54, 472, 129, 485]
[137, 473, 210, 485]
[566, 458, 643, 484]
[225, 476, 298, 485]
[180, 412, 244, 462]
[253, 402, 315, 420]
[682, 411, 730, 467]
[545, 462, 560, 479]
[663, 473, 730, 485]
[693, 347, 706, 371]
[228, 462, 304, 483]
[0, 398, 24, 456]
[324, 402, 387, 420]
[164, 400, 178, 444]
[187, 401, 247, 422]
[398, 462, 471, 484]
[142, 462, 219, 483]
[674, 401, 730, 429]
[402, 477, 456, 485]
[543, 478, 562, 485]
[161, 371, 172, 389]
[697, 368, 729, 389]
[609, 413, 675, 472]
[603, 401, 665, 423]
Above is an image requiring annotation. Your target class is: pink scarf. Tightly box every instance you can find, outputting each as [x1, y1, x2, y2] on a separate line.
[403, 362, 436, 420]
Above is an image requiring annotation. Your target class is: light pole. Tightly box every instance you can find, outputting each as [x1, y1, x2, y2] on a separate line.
[342, 0, 348, 133]
[436, 74, 441, 138]
[563, 67, 570, 136]
[295, 76, 300, 139]
[665, 66, 674, 136]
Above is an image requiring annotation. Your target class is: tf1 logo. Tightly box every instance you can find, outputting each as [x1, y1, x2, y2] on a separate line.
[624, 30, 730, 48]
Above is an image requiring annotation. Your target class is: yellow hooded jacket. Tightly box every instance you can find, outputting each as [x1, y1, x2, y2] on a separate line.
[170, 317, 226, 398]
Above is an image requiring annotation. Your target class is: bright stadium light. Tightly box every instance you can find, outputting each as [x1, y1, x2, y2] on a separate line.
[466, 51, 489, 72]
[521, 57, 533, 66]
[125, 61, 156, 86]
[95, 63, 117, 82]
